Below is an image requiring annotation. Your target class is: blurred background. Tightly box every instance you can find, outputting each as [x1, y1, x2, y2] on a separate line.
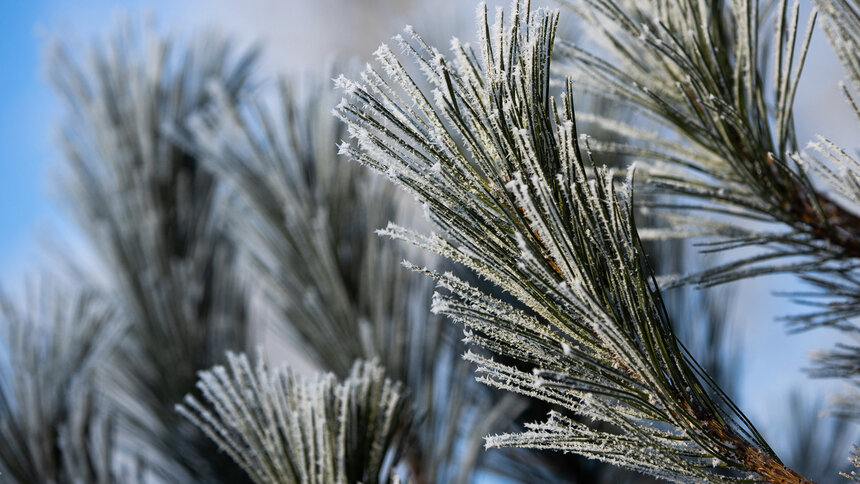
[1, 0, 858, 481]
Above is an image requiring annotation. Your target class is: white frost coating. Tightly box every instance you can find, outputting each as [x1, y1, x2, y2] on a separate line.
[432, 88, 447, 109]
[337, 141, 351, 156]
[433, 48, 445, 66]
[332, 74, 359, 95]
[421, 201, 433, 221]
[430, 293, 450, 314]
[178, 355, 407, 484]
[624, 161, 638, 190]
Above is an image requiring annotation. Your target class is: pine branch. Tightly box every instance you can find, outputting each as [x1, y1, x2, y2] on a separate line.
[188, 74, 539, 483]
[552, 2, 860, 446]
[554, 0, 860, 288]
[334, 2, 809, 481]
[48, 22, 257, 482]
[555, 0, 860, 438]
[177, 355, 410, 484]
[0, 280, 120, 483]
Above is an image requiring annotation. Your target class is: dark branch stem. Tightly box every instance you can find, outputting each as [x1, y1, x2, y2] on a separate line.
[745, 446, 815, 484]
[788, 185, 860, 259]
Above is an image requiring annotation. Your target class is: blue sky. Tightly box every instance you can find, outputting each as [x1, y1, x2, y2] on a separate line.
[0, 1, 58, 279]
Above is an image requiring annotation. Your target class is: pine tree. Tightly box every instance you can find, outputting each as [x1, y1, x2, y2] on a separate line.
[1, 0, 859, 483]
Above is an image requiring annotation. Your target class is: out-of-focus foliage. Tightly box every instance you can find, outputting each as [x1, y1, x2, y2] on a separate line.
[48, 24, 257, 481]
[0, 281, 118, 483]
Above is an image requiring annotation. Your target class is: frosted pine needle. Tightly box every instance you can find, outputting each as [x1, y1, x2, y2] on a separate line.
[335, 2, 811, 482]
[178, 355, 410, 484]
